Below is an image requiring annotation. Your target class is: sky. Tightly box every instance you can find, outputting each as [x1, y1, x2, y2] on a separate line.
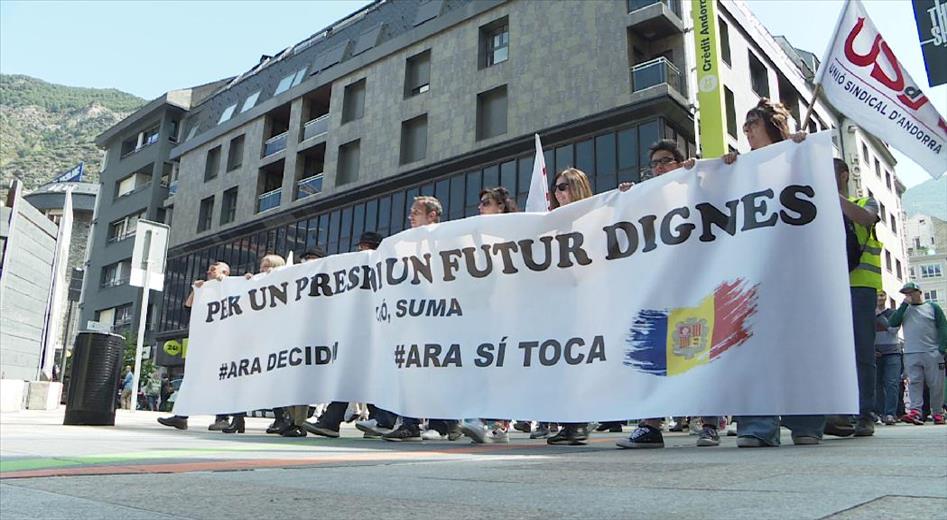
[0, 0, 943, 187]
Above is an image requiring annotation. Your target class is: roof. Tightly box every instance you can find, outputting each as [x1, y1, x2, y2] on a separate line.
[23, 182, 99, 213]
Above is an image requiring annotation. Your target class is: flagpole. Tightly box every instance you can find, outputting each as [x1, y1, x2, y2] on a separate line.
[799, 84, 822, 132]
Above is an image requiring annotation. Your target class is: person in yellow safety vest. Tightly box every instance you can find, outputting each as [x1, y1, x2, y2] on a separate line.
[826, 158, 882, 438]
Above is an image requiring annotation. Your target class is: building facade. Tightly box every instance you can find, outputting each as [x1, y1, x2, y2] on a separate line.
[906, 214, 947, 308]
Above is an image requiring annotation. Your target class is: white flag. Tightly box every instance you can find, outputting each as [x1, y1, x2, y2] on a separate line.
[524, 134, 550, 212]
[41, 187, 74, 378]
[816, 0, 946, 178]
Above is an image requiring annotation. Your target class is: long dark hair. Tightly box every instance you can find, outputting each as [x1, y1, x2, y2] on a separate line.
[479, 186, 518, 213]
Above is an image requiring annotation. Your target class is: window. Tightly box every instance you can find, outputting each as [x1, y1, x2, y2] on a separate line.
[291, 67, 308, 88]
[748, 51, 769, 97]
[862, 143, 869, 163]
[896, 259, 903, 280]
[404, 50, 431, 97]
[198, 196, 214, 232]
[476, 85, 508, 141]
[884, 250, 892, 272]
[205, 146, 221, 181]
[100, 260, 130, 288]
[218, 103, 237, 124]
[909, 266, 915, 278]
[719, 18, 731, 66]
[113, 303, 134, 328]
[920, 264, 943, 278]
[480, 17, 509, 68]
[925, 290, 940, 302]
[274, 72, 295, 96]
[164, 205, 173, 227]
[169, 120, 179, 142]
[342, 79, 366, 123]
[885, 170, 892, 190]
[227, 135, 245, 171]
[115, 169, 151, 197]
[724, 86, 737, 138]
[400, 114, 428, 164]
[874, 158, 881, 177]
[107, 211, 144, 242]
[879, 202, 887, 223]
[337, 140, 360, 186]
[221, 187, 238, 225]
[890, 215, 897, 235]
[241, 91, 261, 113]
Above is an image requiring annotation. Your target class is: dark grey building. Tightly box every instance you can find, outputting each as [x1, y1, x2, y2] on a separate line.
[145, 0, 693, 366]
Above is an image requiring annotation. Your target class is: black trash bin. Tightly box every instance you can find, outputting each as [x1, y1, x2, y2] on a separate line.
[63, 331, 126, 426]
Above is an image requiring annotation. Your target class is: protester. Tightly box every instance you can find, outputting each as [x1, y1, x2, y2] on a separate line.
[887, 282, 947, 425]
[617, 140, 719, 449]
[382, 197, 463, 442]
[120, 366, 134, 410]
[719, 98, 825, 448]
[157, 261, 232, 431]
[874, 291, 902, 425]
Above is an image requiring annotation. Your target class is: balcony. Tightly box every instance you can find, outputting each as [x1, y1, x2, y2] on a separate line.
[631, 57, 685, 96]
[302, 114, 329, 142]
[257, 187, 282, 212]
[263, 132, 288, 157]
[168, 180, 178, 196]
[627, 0, 684, 39]
[296, 173, 324, 200]
[101, 276, 129, 288]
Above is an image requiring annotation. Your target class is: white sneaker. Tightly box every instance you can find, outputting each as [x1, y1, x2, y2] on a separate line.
[420, 428, 446, 440]
[488, 428, 509, 443]
[460, 419, 488, 443]
[355, 419, 392, 437]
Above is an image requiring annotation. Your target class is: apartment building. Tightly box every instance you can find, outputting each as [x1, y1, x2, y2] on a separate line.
[906, 214, 947, 308]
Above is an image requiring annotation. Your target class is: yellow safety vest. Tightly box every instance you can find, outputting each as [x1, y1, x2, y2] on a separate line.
[848, 197, 883, 290]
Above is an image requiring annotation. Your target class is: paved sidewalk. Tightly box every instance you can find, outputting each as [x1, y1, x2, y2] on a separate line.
[1, 410, 945, 519]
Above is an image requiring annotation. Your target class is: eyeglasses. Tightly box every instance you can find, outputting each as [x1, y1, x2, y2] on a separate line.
[554, 182, 570, 192]
[649, 156, 677, 169]
[743, 116, 762, 132]
[478, 198, 495, 207]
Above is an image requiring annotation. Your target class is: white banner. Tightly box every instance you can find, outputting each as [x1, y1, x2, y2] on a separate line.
[817, 0, 947, 178]
[174, 132, 858, 421]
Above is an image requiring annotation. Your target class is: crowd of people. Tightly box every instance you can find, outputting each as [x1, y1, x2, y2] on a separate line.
[154, 98, 947, 448]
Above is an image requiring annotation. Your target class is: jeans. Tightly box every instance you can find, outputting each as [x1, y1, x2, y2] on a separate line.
[736, 415, 826, 446]
[146, 395, 159, 411]
[851, 287, 877, 418]
[874, 353, 902, 417]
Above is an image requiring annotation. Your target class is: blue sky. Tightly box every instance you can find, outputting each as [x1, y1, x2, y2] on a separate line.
[1, 0, 943, 187]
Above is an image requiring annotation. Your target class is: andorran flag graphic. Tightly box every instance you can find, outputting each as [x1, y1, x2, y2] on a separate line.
[624, 279, 759, 376]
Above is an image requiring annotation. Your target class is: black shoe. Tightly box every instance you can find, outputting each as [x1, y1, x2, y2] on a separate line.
[547, 425, 587, 445]
[303, 420, 340, 438]
[854, 416, 875, 437]
[824, 416, 855, 437]
[529, 424, 550, 439]
[266, 420, 289, 434]
[382, 425, 422, 442]
[513, 421, 532, 433]
[281, 425, 306, 437]
[616, 425, 664, 449]
[157, 415, 188, 430]
[595, 422, 623, 433]
[222, 416, 245, 434]
[668, 420, 687, 432]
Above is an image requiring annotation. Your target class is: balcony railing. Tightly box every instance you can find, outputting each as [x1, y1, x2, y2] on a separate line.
[303, 114, 329, 142]
[168, 180, 178, 196]
[296, 173, 324, 199]
[628, 0, 681, 17]
[263, 132, 288, 157]
[257, 187, 282, 212]
[101, 276, 129, 288]
[631, 57, 684, 95]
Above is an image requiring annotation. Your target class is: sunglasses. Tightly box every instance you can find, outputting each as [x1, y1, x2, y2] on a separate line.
[478, 198, 495, 206]
[554, 182, 570, 192]
[649, 156, 677, 169]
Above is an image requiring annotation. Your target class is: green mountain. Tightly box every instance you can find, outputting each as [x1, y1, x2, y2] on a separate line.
[1, 74, 145, 195]
[902, 175, 947, 221]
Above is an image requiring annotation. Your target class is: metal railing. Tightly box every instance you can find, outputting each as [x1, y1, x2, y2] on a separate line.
[628, 0, 681, 17]
[631, 57, 684, 95]
[263, 131, 288, 157]
[302, 114, 329, 141]
[257, 188, 282, 212]
[296, 173, 324, 199]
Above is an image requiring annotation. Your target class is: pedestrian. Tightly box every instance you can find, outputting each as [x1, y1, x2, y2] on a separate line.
[144, 372, 161, 411]
[887, 282, 947, 425]
[382, 197, 463, 442]
[874, 291, 902, 425]
[157, 261, 232, 431]
[720, 98, 825, 448]
[616, 139, 723, 449]
[120, 366, 134, 410]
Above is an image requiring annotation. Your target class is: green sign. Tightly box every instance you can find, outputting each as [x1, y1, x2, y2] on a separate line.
[692, 0, 726, 158]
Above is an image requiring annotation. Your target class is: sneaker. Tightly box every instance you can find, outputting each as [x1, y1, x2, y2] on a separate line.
[529, 424, 550, 439]
[303, 420, 340, 438]
[547, 425, 587, 446]
[207, 418, 229, 431]
[824, 416, 855, 437]
[382, 425, 422, 442]
[356, 419, 393, 438]
[488, 428, 510, 443]
[696, 426, 720, 447]
[726, 422, 738, 437]
[791, 435, 821, 445]
[901, 411, 924, 425]
[883, 414, 897, 425]
[668, 419, 686, 432]
[460, 419, 488, 444]
[157, 415, 188, 430]
[513, 421, 532, 433]
[934, 414, 945, 425]
[616, 424, 664, 449]
[854, 416, 875, 437]
[736, 436, 772, 448]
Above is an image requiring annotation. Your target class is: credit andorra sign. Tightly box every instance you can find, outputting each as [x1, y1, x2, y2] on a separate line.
[173, 133, 859, 422]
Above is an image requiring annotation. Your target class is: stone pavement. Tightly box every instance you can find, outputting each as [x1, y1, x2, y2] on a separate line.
[1, 410, 945, 519]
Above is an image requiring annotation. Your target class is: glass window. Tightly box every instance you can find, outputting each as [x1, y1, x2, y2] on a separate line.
[420, 183, 435, 197]
[435, 179, 450, 215]
[218, 103, 237, 124]
[404, 50, 431, 97]
[390, 191, 405, 233]
[339, 207, 354, 253]
[500, 160, 517, 193]
[555, 144, 574, 173]
[377, 196, 392, 236]
[638, 120, 661, 167]
[241, 91, 261, 113]
[467, 170, 482, 215]
[364, 199, 378, 233]
[326, 210, 341, 254]
[274, 72, 295, 96]
[617, 127, 638, 184]
[482, 165, 499, 190]
[719, 18, 731, 66]
[450, 175, 466, 220]
[576, 139, 594, 177]
[352, 204, 366, 245]
[748, 51, 770, 98]
[291, 67, 308, 88]
[307, 217, 319, 248]
[480, 17, 509, 68]
[595, 133, 617, 192]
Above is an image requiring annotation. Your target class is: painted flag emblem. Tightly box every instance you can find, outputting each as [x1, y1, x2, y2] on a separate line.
[624, 279, 759, 376]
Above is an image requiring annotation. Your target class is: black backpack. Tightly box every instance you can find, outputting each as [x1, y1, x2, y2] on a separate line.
[843, 216, 871, 272]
